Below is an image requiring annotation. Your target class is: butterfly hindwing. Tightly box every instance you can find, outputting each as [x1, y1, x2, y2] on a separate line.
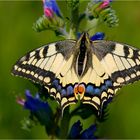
[79, 53, 115, 114]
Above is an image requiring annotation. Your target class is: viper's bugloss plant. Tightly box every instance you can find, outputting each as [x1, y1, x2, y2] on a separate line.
[17, 0, 119, 139]
[68, 120, 97, 139]
[43, 0, 62, 18]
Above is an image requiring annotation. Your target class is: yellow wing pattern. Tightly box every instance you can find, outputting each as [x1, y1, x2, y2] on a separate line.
[12, 33, 140, 116]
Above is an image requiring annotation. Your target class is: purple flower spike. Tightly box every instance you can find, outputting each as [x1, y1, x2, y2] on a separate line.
[24, 90, 50, 113]
[43, 0, 61, 18]
[17, 90, 54, 127]
[69, 120, 97, 139]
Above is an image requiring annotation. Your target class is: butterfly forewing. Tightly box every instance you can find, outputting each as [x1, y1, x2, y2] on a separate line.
[93, 40, 140, 86]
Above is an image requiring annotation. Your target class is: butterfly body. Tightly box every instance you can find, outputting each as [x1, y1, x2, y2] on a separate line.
[12, 32, 140, 115]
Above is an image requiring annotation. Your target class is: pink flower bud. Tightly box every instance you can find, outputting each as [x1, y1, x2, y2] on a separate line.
[99, 0, 110, 9]
[44, 8, 54, 18]
[16, 97, 25, 106]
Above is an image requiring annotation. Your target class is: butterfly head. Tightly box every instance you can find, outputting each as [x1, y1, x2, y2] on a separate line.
[74, 83, 85, 100]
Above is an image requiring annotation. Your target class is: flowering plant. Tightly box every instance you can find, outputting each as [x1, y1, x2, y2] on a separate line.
[17, 0, 118, 139]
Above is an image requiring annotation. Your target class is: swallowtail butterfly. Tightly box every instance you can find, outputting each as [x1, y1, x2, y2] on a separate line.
[12, 32, 140, 115]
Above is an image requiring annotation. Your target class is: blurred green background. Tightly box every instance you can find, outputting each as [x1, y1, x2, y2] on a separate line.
[0, 0, 140, 139]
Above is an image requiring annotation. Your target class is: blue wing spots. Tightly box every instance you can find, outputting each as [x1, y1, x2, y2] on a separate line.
[52, 79, 62, 91]
[100, 80, 112, 92]
[52, 79, 74, 97]
[57, 85, 62, 91]
[105, 80, 112, 87]
[52, 79, 113, 98]
[101, 85, 107, 91]
[52, 79, 59, 87]
[67, 85, 73, 96]
[85, 79, 113, 95]
[61, 89, 67, 97]
[94, 88, 101, 95]
[86, 85, 101, 95]
[86, 85, 94, 95]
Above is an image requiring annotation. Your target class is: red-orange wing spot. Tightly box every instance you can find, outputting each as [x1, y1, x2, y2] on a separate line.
[74, 84, 79, 94]
[78, 84, 85, 94]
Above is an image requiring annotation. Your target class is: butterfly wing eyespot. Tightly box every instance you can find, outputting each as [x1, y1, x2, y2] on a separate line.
[74, 84, 85, 100]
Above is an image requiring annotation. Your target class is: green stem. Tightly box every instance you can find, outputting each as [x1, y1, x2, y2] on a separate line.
[67, 0, 80, 39]
[71, 0, 79, 33]
[59, 107, 71, 139]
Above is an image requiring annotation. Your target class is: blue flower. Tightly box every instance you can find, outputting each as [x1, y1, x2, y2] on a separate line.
[69, 120, 82, 138]
[80, 124, 97, 139]
[24, 90, 51, 113]
[69, 120, 97, 139]
[43, 0, 62, 18]
[17, 90, 53, 126]
[90, 32, 105, 41]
